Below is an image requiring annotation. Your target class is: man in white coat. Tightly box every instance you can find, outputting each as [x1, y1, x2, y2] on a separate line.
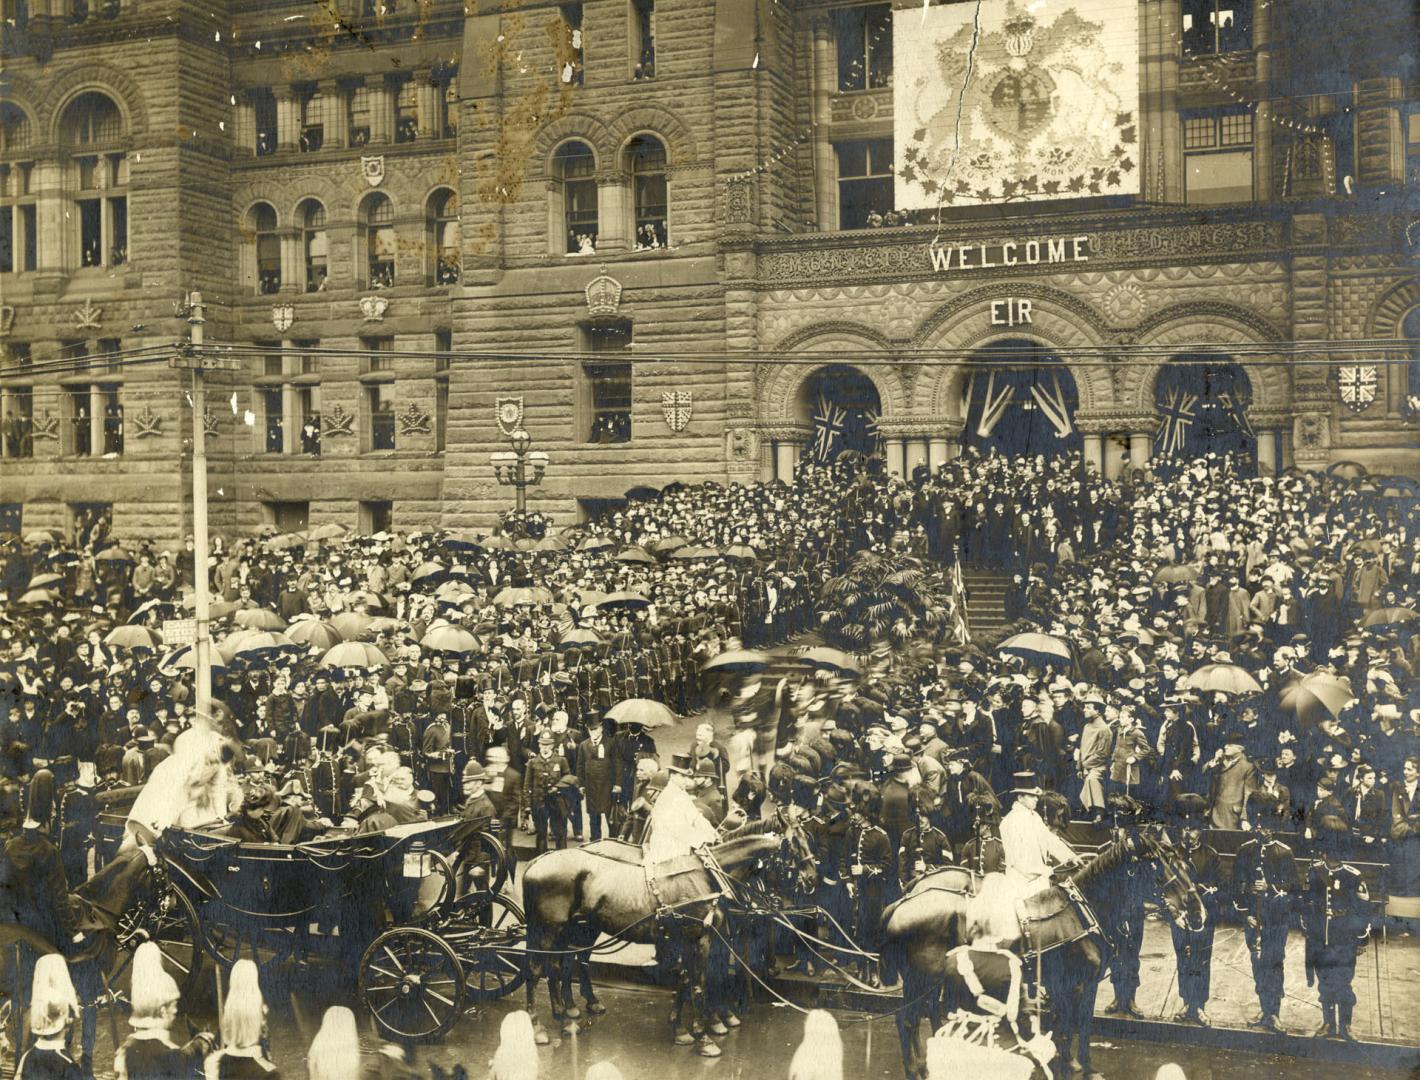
[1000, 771, 1080, 898]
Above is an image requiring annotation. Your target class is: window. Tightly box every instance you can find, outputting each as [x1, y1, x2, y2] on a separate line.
[627, 135, 668, 249]
[252, 89, 277, 156]
[1, 385, 33, 459]
[264, 501, 309, 533]
[1405, 103, 1419, 186]
[395, 79, 418, 143]
[247, 202, 281, 294]
[632, 0, 655, 80]
[97, 338, 121, 375]
[300, 90, 325, 152]
[836, 138, 894, 229]
[100, 383, 122, 455]
[261, 387, 284, 452]
[560, 4, 584, 86]
[1181, 0, 1251, 55]
[435, 330, 451, 452]
[298, 385, 322, 454]
[361, 193, 396, 287]
[1183, 107, 1254, 204]
[555, 141, 598, 254]
[66, 387, 91, 457]
[365, 383, 396, 451]
[61, 340, 89, 371]
[348, 83, 373, 147]
[60, 92, 122, 145]
[299, 200, 328, 292]
[426, 188, 460, 284]
[0, 148, 37, 274]
[361, 336, 395, 372]
[583, 319, 632, 442]
[360, 500, 393, 534]
[60, 95, 127, 270]
[835, 5, 892, 92]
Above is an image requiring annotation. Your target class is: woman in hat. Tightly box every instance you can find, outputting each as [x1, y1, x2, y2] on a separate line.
[114, 942, 214, 1080]
[203, 960, 278, 1080]
[15, 954, 83, 1080]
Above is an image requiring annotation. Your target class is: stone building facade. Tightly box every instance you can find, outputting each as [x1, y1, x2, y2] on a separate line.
[1, 0, 1417, 541]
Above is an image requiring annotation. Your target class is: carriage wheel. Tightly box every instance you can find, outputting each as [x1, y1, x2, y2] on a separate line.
[411, 849, 458, 920]
[359, 926, 466, 1041]
[105, 886, 203, 1009]
[204, 919, 297, 972]
[454, 830, 510, 899]
[453, 894, 527, 1003]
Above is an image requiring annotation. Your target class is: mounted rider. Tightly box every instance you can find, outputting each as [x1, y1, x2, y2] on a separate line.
[999, 771, 1080, 898]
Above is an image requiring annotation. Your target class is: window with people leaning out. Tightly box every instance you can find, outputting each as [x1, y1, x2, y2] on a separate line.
[837, 138, 896, 229]
[583, 321, 633, 443]
[1181, 0, 1251, 54]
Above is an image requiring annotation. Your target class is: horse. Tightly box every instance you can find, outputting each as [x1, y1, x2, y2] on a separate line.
[880, 826, 1205, 1080]
[520, 827, 813, 1055]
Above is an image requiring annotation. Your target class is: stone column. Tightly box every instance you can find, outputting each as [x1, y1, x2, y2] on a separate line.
[596, 175, 629, 254]
[282, 383, 299, 455]
[415, 76, 442, 140]
[775, 440, 799, 483]
[274, 89, 300, 152]
[1256, 429, 1277, 475]
[1104, 434, 1127, 480]
[1252, 0, 1273, 199]
[279, 230, 301, 295]
[1354, 77, 1405, 187]
[321, 81, 347, 150]
[759, 436, 775, 484]
[810, 17, 837, 232]
[1082, 432, 1104, 475]
[1281, 428, 1294, 470]
[88, 385, 104, 457]
[33, 161, 67, 275]
[368, 78, 394, 145]
[928, 437, 949, 473]
[885, 438, 905, 479]
[234, 99, 256, 156]
[1129, 431, 1152, 464]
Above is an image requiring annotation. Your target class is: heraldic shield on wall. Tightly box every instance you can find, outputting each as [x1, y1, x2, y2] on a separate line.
[662, 391, 693, 433]
[894, 0, 1140, 207]
[1338, 365, 1378, 413]
[495, 396, 525, 437]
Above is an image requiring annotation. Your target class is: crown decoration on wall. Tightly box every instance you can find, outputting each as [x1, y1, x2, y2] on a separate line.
[398, 402, 431, 435]
[585, 266, 623, 319]
[73, 298, 102, 331]
[132, 405, 164, 439]
[31, 412, 59, 441]
[322, 403, 355, 437]
[202, 409, 220, 438]
[359, 295, 389, 321]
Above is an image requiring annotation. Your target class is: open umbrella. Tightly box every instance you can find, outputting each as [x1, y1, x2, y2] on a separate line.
[22, 530, 57, 546]
[1180, 663, 1262, 696]
[16, 588, 57, 606]
[532, 536, 568, 553]
[701, 648, 771, 673]
[320, 641, 389, 670]
[997, 632, 1072, 668]
[492, 586, 554, 608]
[1361, 606, 1419, 629]
[329, 612, 374, 640]
[159, 644, 227, 674]
[597, 591, 651, 610]
[723, 545, 760, 562]
[1152, 564, 1198, 584]
[793, 646, 861, 674]
[434, 580, 478, 604]
[480, 534, 516, 552]
[127, 598, 176, 624]
[412, 560, 448, 585]
[308, 523, 348, 541]
[231, 631, 297, 658]
[624, 485, 661, 502]
[267, 532, 306, 551]
[649, 535, 689, 552]
[606, 698, 677, 728]
[577, 537, 616, 553]
[420, 625, 481, 654]
[285, 619, 343, 651]
[25, 572, 64, 590]
[444, 530, 486, 551]
[557, 627, 604, 650]
[346, 590, 388, 612]
[234, 608, 287, 632]
[615, 547, 655, 565]
[366, 616, 405, 636]
[253, 524, 280, 538]
[1278, 672, 1355, 724]
[95, 545, 133, 563]
[105, 625, 163, 650]
[670, 545, 720, 561]
[208, 599, 249, 620]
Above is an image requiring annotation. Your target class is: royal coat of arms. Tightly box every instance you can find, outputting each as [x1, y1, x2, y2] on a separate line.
[495, 397, 525, 437]
[662, 391, 693, 433]
[360, 155, 385, 187]
[1337, 365, 1377, 413]
[271, 304, 295, 334]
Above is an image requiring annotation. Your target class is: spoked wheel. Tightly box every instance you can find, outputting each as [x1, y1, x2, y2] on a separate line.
[360, 926, 466, 1041]
[410, 849, 458, 920]
[447, 893, 527, 1003]
[204, 920, 298, 972]
[104, 886, 203, 1009]
[453, 830, 510, 898]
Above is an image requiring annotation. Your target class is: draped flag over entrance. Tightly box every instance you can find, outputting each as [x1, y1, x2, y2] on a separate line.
[1153, 360, 1256, 461]
[1029, 371, 1076, 439]
[802, 366, 886, 463]
[962, 345, 1081, 457]
[1154, 386, 1198, 458]
[812, 393, 849, 462]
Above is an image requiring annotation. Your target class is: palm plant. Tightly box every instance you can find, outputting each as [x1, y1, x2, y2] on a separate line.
[816, 550, 951, 650]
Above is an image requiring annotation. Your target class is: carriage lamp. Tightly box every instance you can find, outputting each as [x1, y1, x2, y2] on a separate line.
[490, 429, 549, 517]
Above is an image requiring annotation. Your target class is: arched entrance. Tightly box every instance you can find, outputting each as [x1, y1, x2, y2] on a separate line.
[1152, 356, 1256, 462]
[799, 365, 883, 462]
[961, 340, 1081, 458]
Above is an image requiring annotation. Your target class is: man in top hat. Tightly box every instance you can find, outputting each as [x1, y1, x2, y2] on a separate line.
[576, 720, 616, 842]
[1231, 795, 1301, 1033]
[1000, 771, 1079, 898]
[1168, 793, 1221, 1025]
[1301, 811, 1371, 1040]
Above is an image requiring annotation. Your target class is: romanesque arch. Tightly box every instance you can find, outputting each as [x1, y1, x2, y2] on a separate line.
[605, 106, 697, 166]
[1130, 302, 1289, 413]
[760, 323, 907, 424]
[529, 113, 616, 178]
[43, 65, 150, 140]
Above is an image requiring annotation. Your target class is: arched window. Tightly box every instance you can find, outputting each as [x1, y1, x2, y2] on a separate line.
[0, 105, 35, 275]
[298, 199, 328, 292]
[0, 103, 31, 153]
[626, 135, 668, 250]
[59, 92, 127, 270]
[247, 203, 281, 295]
[360, 193, 396, 288]
[426, 188, 460, 284]
[554, 141, 597, 254]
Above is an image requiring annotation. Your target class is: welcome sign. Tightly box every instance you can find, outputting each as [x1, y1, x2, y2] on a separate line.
[894, 0, 1140, 208]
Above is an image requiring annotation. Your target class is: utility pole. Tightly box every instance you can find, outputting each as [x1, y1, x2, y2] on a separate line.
[171, 292, 238, 725]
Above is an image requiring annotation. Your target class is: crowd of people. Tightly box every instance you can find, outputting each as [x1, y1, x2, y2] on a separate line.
[1, 443, 1418, 1074]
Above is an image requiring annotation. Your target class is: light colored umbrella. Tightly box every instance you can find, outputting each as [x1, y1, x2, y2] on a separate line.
[285, 619, 343, 650]
[308, 523, 348, 541]
[723, 545, 760, 562]
[329, 612, 375, 640]
[1180, 663, 1262, 696]
[267, 532, 305, 551]
[480, 534, 515, 552]
[557, 628, 604, 650]
[411, 560, 448, 584]
[95, 545, 133, 563]
[532, 536, 568, 552]
[16, 588, 58, 606]
[492, 586, 553, 607]
[1278, 672, 1355, 723]
[105, 624, 163, 650]
[997, 632, 1072, 667]
[606, 698, 678, 728]
[420, 625, 481, 654]
[615, 547, 655, 565]
[26, 572, 64, 590]
[234, 608, 287, 632]
[23, 530, 57, 546]
[434, 580, 478, 603]
[649, 535, 689, 552]
[669, 545, 720, 561]
[231, 631, 297, 657]
[577, 537, 616, 552]
[127, 598, 176, 624]
[597, 591, 651, 609]
[320, 641, 390, 670]
[701, 648, 771, 673]
[159, 644, 227, 674]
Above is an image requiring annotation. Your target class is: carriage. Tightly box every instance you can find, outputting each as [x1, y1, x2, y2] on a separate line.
[82, 806, 524, 1041]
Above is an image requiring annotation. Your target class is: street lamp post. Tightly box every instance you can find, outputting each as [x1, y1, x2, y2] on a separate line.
[490, 428, 549, 529]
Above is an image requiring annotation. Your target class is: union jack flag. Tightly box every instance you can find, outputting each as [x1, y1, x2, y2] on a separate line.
[862, 408, 883, 450]
[811, 393, 848, 462]
[1217, 390, 1255, 437]
[1154, 386, 1199, 457]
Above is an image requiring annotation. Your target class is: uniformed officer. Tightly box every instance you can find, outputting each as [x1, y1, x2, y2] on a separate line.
[957, 792, 1006, 877]
[1231, 800, 1301, 1033]
[1168, 793, 1222, 1026]
[804, 782, 854, 978]
[898, 786, 952, 889]
[1102, 794, 1148, 1019]
[1302, 811, 1371, 1040]
[420, 709, 454, 814]
[523, 732, 571, 854]
[847, 786, 895, 987]
[55, 761, 99, 886]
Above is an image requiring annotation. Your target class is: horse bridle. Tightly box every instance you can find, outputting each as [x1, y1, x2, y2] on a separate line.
[1140, 829, 1206, 932]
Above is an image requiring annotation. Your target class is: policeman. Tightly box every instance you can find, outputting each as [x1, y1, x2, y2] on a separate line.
[1231, 797, 1301, 1033]
[1302, 811, 1371, 1040]
[847, 786, 895, 988]
[804, 782, 854, 978]
[1168, 793, 1222, 1026]
[420, 709, 454, 814]
[55, 761, 99, 886]
[1101, 794, 1148, 1019]
[523, 732, 571, 854]
[898, 786, 952, 889]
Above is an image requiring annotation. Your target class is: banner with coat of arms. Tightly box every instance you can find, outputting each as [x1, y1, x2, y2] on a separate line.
[1337, 365, 1377, 413]
[894, 0, 1139, 207]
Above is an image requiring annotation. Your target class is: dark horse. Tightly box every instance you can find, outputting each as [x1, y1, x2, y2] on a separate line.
[521, 828, 812, 1056]
[880, 827, 1205, 1080]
